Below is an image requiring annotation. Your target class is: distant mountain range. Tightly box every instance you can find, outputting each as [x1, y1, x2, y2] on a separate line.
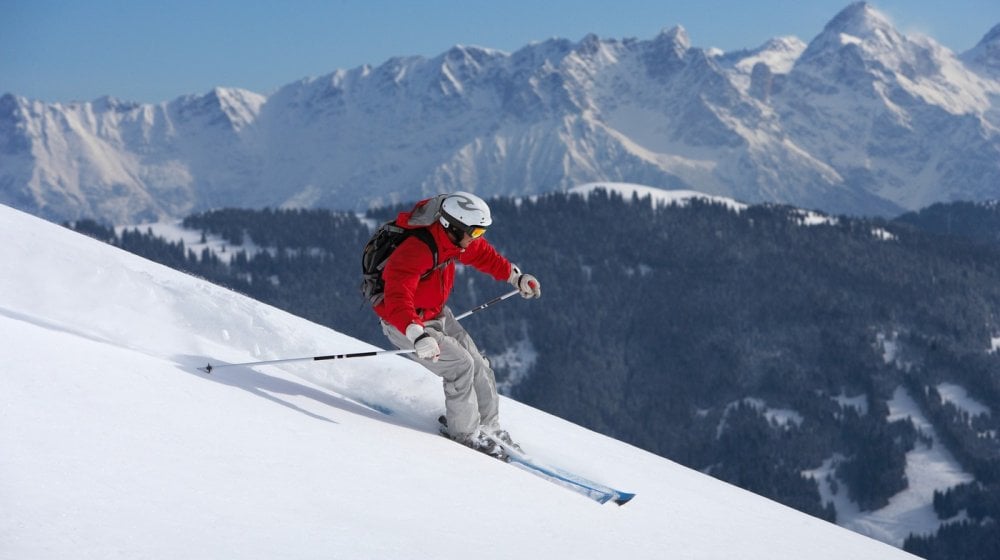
[2, 2, 999, 223]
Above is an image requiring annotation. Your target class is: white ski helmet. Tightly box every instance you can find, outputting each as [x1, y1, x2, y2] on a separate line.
[439, 191, 492, 238]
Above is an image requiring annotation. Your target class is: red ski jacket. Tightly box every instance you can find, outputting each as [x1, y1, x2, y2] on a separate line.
[375, 206, 513, 335]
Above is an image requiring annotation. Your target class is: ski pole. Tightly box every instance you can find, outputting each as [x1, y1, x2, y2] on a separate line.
[198, 288, 521, 373]
[197, 349, 414, 374]
[454, 288, 520, 320]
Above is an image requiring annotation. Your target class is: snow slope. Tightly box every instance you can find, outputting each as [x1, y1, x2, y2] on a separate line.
[570, 181, 748, 212]
[0, 204, 915, 559]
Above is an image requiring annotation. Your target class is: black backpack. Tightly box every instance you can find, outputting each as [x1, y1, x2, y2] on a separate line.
[360, 222, 440, 306]
[360, 195, 450, 306]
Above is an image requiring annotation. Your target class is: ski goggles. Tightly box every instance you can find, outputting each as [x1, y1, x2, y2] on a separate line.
[442, 211, 488, 239]
[450, 220, 487, 239]
[466, 225, 488, 239]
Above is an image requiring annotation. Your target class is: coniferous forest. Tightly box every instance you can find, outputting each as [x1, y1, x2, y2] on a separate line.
[68, 191, 1000, 559]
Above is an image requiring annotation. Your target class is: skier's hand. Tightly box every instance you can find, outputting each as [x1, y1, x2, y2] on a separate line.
[508, 265, 541, 299]
[406, 323, 441, 362]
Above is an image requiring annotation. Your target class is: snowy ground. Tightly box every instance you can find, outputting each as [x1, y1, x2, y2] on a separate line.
[570, 182, 749, 212]
[116, 219, 264, 264]
[0, 204, 916, 559]
[937, 382, 993, 418]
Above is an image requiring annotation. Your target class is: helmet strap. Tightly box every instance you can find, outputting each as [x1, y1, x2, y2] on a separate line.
[439, 216, 464, 246]
[446, 225, 465, 245]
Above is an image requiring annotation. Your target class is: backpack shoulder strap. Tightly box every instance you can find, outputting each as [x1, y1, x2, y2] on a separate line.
[408, 226, 440, 276]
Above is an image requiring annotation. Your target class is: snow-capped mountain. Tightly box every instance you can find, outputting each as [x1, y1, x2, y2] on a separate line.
[774, 3, 1000, 213]
[2, 2, 999, 223]
[0, 88, 267, 221]
[0, 203, 920, 558]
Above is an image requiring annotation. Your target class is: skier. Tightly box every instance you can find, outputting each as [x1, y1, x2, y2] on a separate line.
[374, 192, 541, 458]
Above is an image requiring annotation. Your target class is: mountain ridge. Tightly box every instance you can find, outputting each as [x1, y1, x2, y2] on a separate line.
[2, 3, 999, 223]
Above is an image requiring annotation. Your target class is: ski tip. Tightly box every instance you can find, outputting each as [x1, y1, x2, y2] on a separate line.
[613, 492, 636, 506]
[197, 363, 214, 374]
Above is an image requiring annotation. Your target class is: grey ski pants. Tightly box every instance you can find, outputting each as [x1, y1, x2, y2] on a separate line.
[382, 306, 500, 439]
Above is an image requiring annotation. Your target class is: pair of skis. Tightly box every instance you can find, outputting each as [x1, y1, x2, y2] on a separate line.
[488, 434, 636, 506]
[441, 418, 635, 506]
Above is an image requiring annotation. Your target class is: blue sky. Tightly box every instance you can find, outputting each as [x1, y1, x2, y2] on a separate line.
[3, 0, 999, 104]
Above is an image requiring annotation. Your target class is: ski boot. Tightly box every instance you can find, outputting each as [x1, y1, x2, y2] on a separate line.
[438, 415, 519, 458]
[457, 429, 508, 461]
[488, 428, 523, 454]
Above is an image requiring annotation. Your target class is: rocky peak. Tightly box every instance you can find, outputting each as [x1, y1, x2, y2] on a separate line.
[822, 2, 895, 40]
[643, 25, 692, 79]
[655, 25, 691, 57]
[798, 2, 905, 66]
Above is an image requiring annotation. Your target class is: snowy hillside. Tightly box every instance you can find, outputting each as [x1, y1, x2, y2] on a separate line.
[570, 181, 749, 212]
[3, 3, 1000, 223]
[0, 204, 916, 558]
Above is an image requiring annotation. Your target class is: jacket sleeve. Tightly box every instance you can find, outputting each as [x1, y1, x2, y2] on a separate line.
[459, 238, 513, 282]
[381, 236, 435, 334]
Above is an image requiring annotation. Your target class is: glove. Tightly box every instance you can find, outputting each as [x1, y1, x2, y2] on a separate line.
[508, 265, 541, 299]
[406, 323, 440, 362]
